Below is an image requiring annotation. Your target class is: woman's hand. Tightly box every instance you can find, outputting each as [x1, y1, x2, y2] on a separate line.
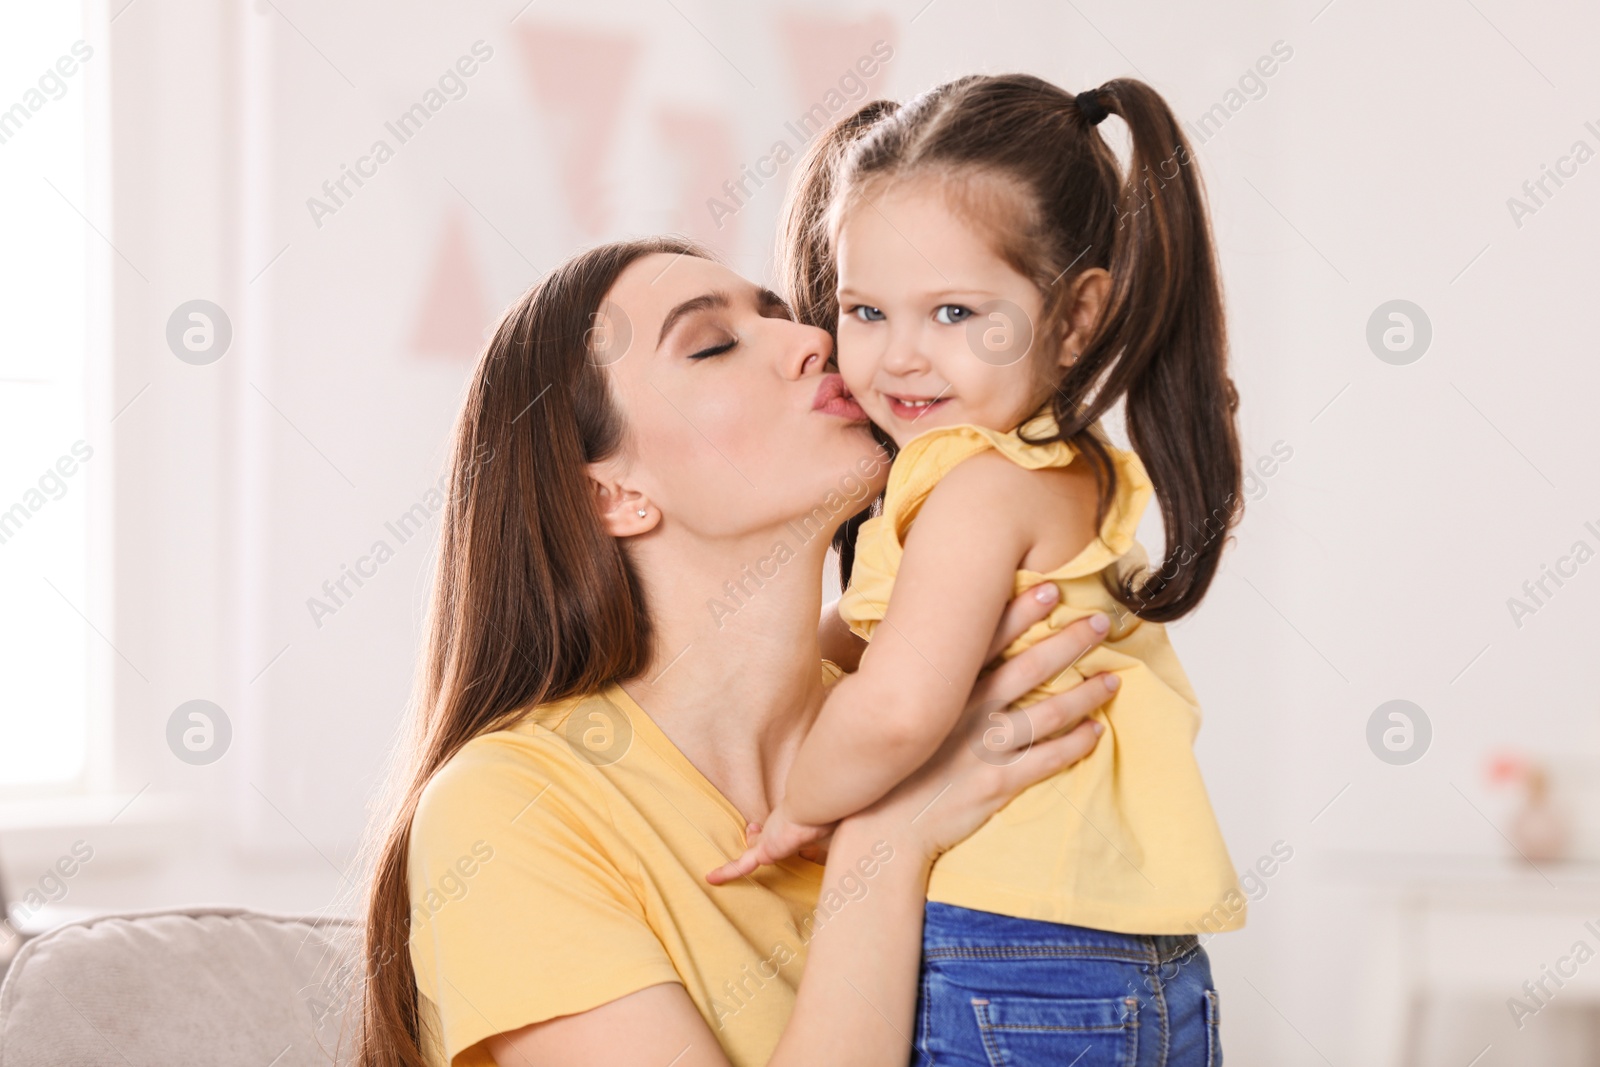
[854, 582, 1117, 861]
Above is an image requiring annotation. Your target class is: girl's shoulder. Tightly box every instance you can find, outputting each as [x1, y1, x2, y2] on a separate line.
[893, 413, 1075, 481]
[888, 415, 1085, 532]
[891, 417, 1154, 575]
[927, 446, 1100, 565]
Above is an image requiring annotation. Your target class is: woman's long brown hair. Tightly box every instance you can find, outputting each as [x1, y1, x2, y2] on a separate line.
[783, 76, 1242, 621]
[353, 236, 705, 1066]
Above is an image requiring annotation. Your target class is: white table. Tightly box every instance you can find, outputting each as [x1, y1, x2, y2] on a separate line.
[1327, 853, 1600, 1065]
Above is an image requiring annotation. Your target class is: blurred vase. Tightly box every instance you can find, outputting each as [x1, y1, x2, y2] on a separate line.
[1510, 768, 1571, 863]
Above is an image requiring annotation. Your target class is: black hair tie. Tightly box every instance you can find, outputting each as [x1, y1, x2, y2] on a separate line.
[1075, 89, 1108, 127]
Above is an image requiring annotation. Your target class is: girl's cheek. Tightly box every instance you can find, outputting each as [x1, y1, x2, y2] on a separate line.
[834, 333, 871, 390]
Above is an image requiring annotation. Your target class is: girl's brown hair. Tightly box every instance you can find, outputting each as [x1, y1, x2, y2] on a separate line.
[353, 236, 705, 1066]
[781, 76, 1241, 621]
[776, 99, 902, 585]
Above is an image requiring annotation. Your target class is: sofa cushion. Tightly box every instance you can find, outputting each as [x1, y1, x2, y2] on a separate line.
[0, 907, 358, 1067]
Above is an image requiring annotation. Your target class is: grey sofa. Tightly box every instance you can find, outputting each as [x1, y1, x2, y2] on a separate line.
[0, 907, 357, 1066]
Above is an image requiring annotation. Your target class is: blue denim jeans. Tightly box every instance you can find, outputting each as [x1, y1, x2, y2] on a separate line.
[914, 903, 1221, 1067]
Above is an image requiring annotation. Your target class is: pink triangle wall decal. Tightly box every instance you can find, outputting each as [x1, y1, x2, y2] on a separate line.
[411, 210, 490, 361]
[514, 22, 642, 236]
[777, 12, 897, 116]
[657, 107, 740, 254]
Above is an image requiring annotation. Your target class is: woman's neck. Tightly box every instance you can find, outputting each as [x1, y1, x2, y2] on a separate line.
[620, 527, 832, 819]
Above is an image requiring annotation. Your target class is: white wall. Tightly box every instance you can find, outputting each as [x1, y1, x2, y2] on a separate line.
[5, 1, 1600, 1063]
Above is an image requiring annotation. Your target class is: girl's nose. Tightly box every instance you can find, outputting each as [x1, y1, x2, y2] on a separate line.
[879, 326, 929, 375]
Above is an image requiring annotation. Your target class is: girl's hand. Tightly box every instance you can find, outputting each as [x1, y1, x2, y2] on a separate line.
[705, 808, 830, 885]
[853, 586, 1116, 861]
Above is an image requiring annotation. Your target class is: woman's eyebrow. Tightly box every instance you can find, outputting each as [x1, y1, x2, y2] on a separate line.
[657, 291, 730, 346]
[756, 287, 792, 318]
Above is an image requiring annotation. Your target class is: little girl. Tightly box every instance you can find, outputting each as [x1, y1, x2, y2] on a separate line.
[710, 74, 1242, 1064]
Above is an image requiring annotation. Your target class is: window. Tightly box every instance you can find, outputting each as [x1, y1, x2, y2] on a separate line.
[0, 4, 98, 789]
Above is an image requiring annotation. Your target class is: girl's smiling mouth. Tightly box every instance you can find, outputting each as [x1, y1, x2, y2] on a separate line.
[885, 392, 952, 422]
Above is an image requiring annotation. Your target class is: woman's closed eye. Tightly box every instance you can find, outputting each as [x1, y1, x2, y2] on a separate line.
[933, 304, 975, 325]
[688, 336, 737, 360]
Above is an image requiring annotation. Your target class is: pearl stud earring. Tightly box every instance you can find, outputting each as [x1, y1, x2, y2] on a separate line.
[637, 508, 648, 518]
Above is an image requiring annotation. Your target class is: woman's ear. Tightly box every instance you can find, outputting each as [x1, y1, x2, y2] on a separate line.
[587, 460, 660, 537]
[1058, 267, 1112, 368]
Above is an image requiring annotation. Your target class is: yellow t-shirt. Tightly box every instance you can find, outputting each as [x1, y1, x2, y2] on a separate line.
[840, 410, 1243, 935]
[408, 676, 841, 1066]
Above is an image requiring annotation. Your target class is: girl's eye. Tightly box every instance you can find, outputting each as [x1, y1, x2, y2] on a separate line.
[933, 304, 974, 325]
[849, 305, 886, 323]
[689, 339, 737, 360]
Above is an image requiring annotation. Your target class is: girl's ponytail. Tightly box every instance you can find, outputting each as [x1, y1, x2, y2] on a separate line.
[1056, 79, 1241, 622]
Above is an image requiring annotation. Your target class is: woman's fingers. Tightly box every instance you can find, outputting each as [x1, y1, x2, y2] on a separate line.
[979, 613, 1109, 705]
[1003, 719, 1104, 790]
[876, 672, 1115, 862]
[984, 583, 1061, 663]
[965, 673, 1116, 768]
[1014, 672, 1120, 742]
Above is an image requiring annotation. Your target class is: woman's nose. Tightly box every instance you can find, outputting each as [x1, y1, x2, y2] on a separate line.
[785, 322, 834, 380]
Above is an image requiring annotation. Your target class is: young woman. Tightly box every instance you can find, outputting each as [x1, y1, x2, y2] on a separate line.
[354, 235, 1120, 1067]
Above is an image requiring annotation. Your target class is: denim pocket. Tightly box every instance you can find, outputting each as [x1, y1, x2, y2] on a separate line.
[1204, 988, 1222, 1066]
[970, 992, 1137, 1067]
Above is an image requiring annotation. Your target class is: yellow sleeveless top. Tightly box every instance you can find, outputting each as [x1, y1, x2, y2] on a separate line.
[839, 411, 1244, 935]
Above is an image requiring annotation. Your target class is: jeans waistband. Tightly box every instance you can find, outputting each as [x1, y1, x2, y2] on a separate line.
[922, 901, 1201, 966]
